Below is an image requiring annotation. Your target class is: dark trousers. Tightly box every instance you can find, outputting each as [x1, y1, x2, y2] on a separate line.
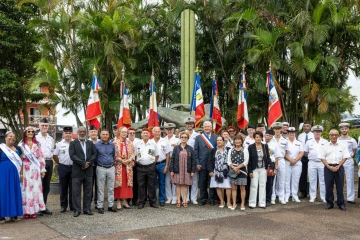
[137, 163, 156, 205]
[245, 175, 251, 202]
[58, 164, 73, 210]
[72, 176, 92, 212]
[299, 156, 309, 195]
[266, 176, 275, 204]
[324, 165, 345, 207]
[358, 177, 360, 199]
[199, 169, 216, 203]
[42, 160, 53, 204]
[91, 165, 98, 205]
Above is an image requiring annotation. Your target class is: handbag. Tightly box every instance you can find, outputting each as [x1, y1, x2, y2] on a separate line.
[228, 168, 238, 179]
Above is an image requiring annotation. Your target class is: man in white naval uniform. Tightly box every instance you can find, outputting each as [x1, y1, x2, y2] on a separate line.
[184, 117, 199, 204]
[337, 122, 357, 204]
[243, 124, 255, 148]
[304, 125, 328, 203]
[271, 122, 288, 204]
[164, 123, 180, 205]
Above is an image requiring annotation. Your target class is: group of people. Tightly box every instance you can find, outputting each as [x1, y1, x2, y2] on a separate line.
[1, 117, 360, 223]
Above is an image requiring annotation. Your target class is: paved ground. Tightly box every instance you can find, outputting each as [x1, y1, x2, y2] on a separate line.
[1, 195, 359, 240]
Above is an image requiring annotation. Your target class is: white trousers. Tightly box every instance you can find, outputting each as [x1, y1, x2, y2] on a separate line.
[186, 171, 199, 201]
[165, 171, 177, 201]
[343, 159, 355, 201]
[272, 158, 286, 201]
[308, 160, 326, 201]
[249, 168, 267, 207]
[285, 160, 302, 200]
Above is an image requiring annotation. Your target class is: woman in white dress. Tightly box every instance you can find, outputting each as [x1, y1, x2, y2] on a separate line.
[208, 136, 232, 208]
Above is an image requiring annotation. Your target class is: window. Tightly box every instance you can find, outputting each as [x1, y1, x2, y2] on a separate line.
[30, 108, 40, 116]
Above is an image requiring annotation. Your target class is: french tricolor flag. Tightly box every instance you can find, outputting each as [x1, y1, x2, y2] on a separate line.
[190, 72, 205, 128]
[267, 70, 282, 127]
[210, 77, 222, 134]
[237, 70, 249, 129]
[147, 74, 159, 130]
[86, 74, 102, 129]
[118, 81, 131, 128]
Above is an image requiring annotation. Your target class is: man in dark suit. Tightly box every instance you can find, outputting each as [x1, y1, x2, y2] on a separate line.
[194, 121, 217, 205]
[69, 126, 97, 217]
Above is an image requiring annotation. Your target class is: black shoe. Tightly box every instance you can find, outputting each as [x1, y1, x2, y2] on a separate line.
[160, 202, 165, 207]
[95, 206, 98, 210]
[108, 207, 117, 212]
[325, 204, 334, 209]
[83, 210, 94, 215]
[209, 201, 215, 206]
[249, 206, 255, 209]
[338, 205, 346, 211]
[133, 202, 139, 206]
[42, 208, 52, 215]
[138, 203, 145, 209]
[266, 202, 271, 207]
[36, 212, 43, 217]
[299, 193, 307, 199]
[60, 207, 66, 213]
[98, 208, 104, 214]
[347, 201, 355, 204]
[73, 211, 80, 217]
[200, 201, 207, 206]
[150, 203, 159, 208]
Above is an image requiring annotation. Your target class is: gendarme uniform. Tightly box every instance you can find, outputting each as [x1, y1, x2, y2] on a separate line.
[337, 122, 357, 202]
[270, 122, 288, 204]
[285, 127, 304, 202]
[54, 126, 73, 211]
[304, 125, 328, 202]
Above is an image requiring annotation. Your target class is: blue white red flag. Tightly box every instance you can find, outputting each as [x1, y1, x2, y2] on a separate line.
[210, 78, 222, 134]
[266, 71, 282, 127]
[190, 72, 205, 128]
[118, 82, 131, 128]
[237, 70, 249, 129]
[86, 74, 102, 129]
[148, 74, 159, 130]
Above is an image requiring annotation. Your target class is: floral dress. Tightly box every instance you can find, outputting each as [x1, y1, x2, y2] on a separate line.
[19, 141, 46, 215]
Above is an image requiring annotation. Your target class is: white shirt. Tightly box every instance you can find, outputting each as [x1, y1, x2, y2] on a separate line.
[266, 140, 282, 162]
[134, 139, 159, 165]
[225, 140, 234, 149]
[129, 137, 141, 151]
[304, 138, 328, 161]
[36, 132, 54, 159]
[53, 140, 73, 165]
[286, 139, 304, 159]
[151, 138, 171, 161]
[243, 136, 255, 148]
[271, 136, 288, 158]
[187, 130, 199, 148]
[298, 132, 314, 144]
[338, 137, 357, 158]
[318, 141, 350, 164]
[165, 135, 180, 155]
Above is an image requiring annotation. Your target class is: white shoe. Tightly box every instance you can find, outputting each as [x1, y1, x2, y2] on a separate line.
[271, 200, 275, 205]
[191, 200, 198, 205]
[165, 200, 171, 204]
[309, 199, 315, 203]
[321, 199, 326, 203]
[280, 200, 286, 205]
[171, 200, 177, 205]
[240, 207, 245, 211]
[285, 199, 289, 203]
[294, 198, 301, 203]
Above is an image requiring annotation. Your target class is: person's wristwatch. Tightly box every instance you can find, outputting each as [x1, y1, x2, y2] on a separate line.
[165, 165, 168, 168]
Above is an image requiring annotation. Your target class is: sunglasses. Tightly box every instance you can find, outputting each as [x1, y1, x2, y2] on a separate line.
[27, 131, 35, 133]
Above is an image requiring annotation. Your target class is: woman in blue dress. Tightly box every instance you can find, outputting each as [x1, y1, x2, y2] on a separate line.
[0, 131, 23, 223]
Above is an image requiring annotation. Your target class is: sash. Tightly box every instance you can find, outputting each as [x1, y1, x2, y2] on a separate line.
[200, 133, 215, 149]
[21, 143, 41, 172]
[0, 143, 22, 173]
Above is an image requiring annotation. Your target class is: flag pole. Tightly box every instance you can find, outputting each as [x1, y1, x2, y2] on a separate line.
[120, 66, 125, 99]
[211, 70, 216, 130]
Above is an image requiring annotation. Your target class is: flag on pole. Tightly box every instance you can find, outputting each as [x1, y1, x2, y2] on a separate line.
[267, 69, 283, 127]
[117, 81, 132, 128]
[190, 71, 205, 128]
[237, 67, 249, 129]
[85, 73, 102, 129]
[147, 73, 159, 130]
[209, 73, 222, 134]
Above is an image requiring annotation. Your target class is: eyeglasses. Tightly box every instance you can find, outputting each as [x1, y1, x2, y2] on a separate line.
[40, 125, 49, 128]
[180, 136, 188, 139]
[128, 132, 135, 134]
[27, 131, 34, 133]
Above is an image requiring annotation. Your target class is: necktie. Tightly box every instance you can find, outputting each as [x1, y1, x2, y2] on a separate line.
[305, 134, 308, 143]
